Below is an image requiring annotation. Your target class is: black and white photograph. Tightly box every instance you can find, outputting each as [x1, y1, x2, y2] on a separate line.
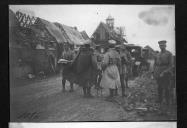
[9, 5, 176, 122]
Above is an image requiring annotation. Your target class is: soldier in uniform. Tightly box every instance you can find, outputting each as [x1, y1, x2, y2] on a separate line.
[92, 45, 103, 89]
[154, 40, 173, 112]
[115, 44, 130, 97]
[122, 45, 132, 88]
[100, 40, 121, 100]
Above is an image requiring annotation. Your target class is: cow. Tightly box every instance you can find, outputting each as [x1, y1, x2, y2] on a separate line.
[59, 61, 76, 92]
[58, 46, 77, 92]
[58, 44, 98, 98]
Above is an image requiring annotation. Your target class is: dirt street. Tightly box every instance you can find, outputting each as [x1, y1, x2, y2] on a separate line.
[10, 74, 176, 122]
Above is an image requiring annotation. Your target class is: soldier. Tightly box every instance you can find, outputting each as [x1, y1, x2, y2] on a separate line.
[154, 40, 173, 113]
[115, 44, 131, 97]
[100, 40, 121, 101]
[122, 45, 132, 87]
[92, 44, 103, 89]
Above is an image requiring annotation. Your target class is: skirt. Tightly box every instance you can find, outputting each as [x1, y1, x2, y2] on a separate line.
[100, 65, 121, 89]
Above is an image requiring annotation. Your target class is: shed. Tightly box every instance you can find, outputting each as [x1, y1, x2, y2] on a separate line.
[32, 18, 67, 44]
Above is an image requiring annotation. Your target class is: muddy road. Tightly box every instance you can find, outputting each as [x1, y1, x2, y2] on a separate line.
[10, 74, 176, 122]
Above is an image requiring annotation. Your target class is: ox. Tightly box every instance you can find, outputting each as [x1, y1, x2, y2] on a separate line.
[58, 46, 98, 98]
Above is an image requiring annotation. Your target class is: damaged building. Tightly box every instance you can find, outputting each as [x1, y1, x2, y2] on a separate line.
[91, 15, 127, 52]
[9, 9, 89, 79]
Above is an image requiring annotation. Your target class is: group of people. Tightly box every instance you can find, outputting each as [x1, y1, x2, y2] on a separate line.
[60, 39, 175, 112]
[92, 39, 133, 100]
[60, 39, 132, 99]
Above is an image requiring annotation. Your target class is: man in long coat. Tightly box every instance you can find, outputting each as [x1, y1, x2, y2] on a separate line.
[100, 40, 121, 100]
[73, 42, 97, 97]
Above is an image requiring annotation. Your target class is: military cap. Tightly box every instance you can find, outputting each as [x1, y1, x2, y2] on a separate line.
[158, 40, 167, 45]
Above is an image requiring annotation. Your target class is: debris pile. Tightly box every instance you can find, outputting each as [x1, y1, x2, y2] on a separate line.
[114, 72, 176, 120]
[114, 72, 160, 116]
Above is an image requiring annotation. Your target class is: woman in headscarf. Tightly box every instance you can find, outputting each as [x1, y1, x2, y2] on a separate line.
[100, 40, 121, 100]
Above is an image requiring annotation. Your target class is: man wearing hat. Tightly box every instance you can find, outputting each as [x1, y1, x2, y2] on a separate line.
[154, 40, 173, 113]
[115, 44, 132, 97]
[92, 44, 104, 89]
[100, 40, 121, 100]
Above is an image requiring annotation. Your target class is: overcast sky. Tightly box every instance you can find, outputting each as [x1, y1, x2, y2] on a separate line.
[9, 122, 176, 128]
[9, 5, 175, 55]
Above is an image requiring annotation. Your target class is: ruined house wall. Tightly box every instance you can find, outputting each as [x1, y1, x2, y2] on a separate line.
[10, 46, 57, 79]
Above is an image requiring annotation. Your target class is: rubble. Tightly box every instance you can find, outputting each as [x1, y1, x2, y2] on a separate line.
[113, 72, 162, 117]
[113, 71, 176, 120]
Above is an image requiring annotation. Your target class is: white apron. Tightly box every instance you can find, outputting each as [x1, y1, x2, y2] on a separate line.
[100, 49, 121, 89]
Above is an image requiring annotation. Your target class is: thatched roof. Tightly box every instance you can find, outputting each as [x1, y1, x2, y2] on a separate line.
[10, 9, 87, 47]
[32, 18, 67, 44]
[81, 31, 90, 40]
[54, 22, 85, 45]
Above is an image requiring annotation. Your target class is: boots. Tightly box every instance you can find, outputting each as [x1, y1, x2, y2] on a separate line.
[110, 89, 114, 97]
[87, 87, 93, 98]
[114, 88, 118, 96]
[122, 87, 125, 97]
[69, 83, 74, 92]
[83, 87, 93, 98]
[62, 79, 66, 92]
[105, 89, 114, 101]
[83, 87, 87, 97]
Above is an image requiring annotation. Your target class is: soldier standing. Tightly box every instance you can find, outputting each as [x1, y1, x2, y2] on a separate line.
[93, 45, 103, 89]
[154, 40, 173, 113]
[115, 44, 131, 97]
[122, 45, 132, 88]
